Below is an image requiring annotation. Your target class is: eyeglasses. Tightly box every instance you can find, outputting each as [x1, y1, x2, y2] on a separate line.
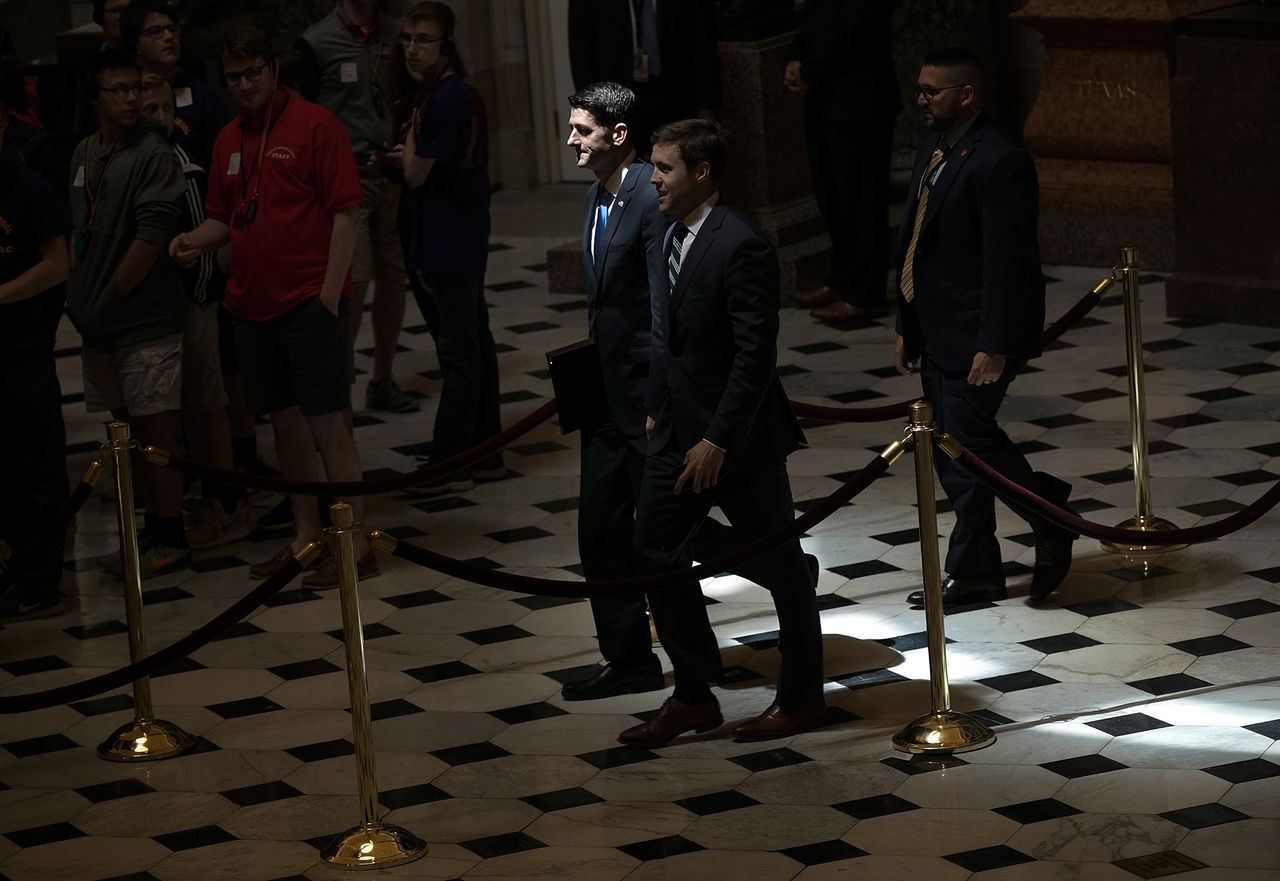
[399, 33, 444, 48]
[140, 23, 181, 40]
[223, 65, 266, 87]
[99, 83, 147, 97]
[914, 83, 969, 101]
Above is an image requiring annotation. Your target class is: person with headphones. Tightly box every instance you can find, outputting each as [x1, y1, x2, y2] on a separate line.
[385, 1, 505, 495]
[169, 26, 378, 588]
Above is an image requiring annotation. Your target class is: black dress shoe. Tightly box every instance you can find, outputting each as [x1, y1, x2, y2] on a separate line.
[618, 697, 723, 745]
[907, 575, 1007, 608]
[561, 663, 665, 701]
[1030, 528, 1076, 602]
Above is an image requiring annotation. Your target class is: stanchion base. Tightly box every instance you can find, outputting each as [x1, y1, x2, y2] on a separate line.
[321, 823, 428, 870]
[97, 718, 196, 762]
[1101, 515, 1189, 555]
[893, 710, 996, 755]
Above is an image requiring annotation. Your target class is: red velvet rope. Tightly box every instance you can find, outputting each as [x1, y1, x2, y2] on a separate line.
[386, 451, 892, 596]
[0, 557, 305, 715]
[946, 442, 1280, 545]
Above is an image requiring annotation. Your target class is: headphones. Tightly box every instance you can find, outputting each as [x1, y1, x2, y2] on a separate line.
[439, 8, 456, 60]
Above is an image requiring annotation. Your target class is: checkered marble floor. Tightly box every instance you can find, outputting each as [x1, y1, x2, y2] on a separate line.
[2, 187, 1280, 881]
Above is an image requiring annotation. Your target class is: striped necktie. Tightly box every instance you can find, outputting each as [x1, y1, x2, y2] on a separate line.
[900, 144, 948, 303]
[667, 224, 688, 292]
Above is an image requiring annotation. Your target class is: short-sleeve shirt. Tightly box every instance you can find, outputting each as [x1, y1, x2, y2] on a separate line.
[0, 164, 72, 358]
[171, 71, 232, 172]
[207, 92, 364, 321]
[408, 75, 490, 276]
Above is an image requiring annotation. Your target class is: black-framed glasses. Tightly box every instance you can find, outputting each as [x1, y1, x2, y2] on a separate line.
[399, 33, 444, 48]
[99, 83, 147, 97]
[141, 23, 182, 40]
[914, 83, 969, 101]
[223, 66, 266, 87]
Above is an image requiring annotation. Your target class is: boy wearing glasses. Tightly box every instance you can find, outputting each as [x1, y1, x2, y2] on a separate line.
[68, 49, 189, 577]
[120, 1, 230, 171]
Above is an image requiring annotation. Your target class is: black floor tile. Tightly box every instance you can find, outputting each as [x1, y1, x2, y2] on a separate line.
[382, 589, 450, 609]
[378, 783, 449, 810]
[1021, 632, 1102, 654]
[267, 658, 342, 681]
[1208, 598, 1280, 619]
[459, 625, 534, 646]
[405, 660, 482, 683]
[222, 781, 304, 807]
[575, 746, 659, 770]
[881, 754, 968, 775]
[828, 560, 902, 580]
[945, 844, 1035, 872]
[75, 778, 155, 803]
[1063, 598, 1141, 616]
[485, 526, 553, 544]
[2, 733, 79, 758]
[675, 790, 759, 816]
[207, 696, 283, 720]
[4, 821, 85, 848]
[834, 669, 909, 692]
[1203, 758, 1280, 784]
[461, 831, 546, 859]
[69, 693, 135, 717]
[369, 699, 424, 721]
[65, 620, 130, 640]
[285, 739, 355, 763]
[1040, 754, 1129, 778]
[618, 834, 704, 861]
[153, 824, 237, 851]
[521, 787, 605, 813]
[730, 748, 812, 773]
[1169, 635, 1252, 656]
[489, 702, 569, 726]
[781, 839, 868, 865]
[834, 793, 920, 819]
[993, 797, 1082, 825]
[1244, 718, 1280, 740]
[0, 655, 72, 677]
[1160, 802, 1251, 829]
[511, 594, 581, 611]
[431, 741, 510, 766]
[1128, 673, 1213, 696]
[978, 671, 1060, 693]
[1086, 713, 1172, 737]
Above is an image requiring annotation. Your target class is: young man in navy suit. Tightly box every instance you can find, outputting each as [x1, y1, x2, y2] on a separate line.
[894, 48, 1075, 609]
[559, 82, 682, 701]
[620, 119, 827, 745]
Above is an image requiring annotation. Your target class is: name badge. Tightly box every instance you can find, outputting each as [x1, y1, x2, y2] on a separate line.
[340, 62, 358, 84]
[73, 165, 86, 188]
[174, 86, 193, 108]
[227, 152, 242, 176]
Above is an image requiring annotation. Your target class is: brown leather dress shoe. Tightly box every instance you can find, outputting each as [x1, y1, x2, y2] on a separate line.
[791, 286, 840, 309]
[731, 701, 829, 742]
[810, 301, 876, 322]
[618, 697, 723, 746]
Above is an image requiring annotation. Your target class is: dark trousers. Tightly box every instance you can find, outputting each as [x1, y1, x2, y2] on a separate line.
[805, 115, 896, 307]
[921, 354, 1070, 578]
[635, 446, 823, 709]
[401, 192, 439, 342]
[579, 419, 655, 668]
[421, 272, 502, 470]
[0, 353, 68, 595]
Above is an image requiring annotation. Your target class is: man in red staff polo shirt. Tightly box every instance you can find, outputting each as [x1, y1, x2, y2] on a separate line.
[169, 26, 377, 587]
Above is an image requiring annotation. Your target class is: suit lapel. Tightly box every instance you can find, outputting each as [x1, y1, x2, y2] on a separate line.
[582, 180, 599, 300]
[593, 159, 646, 285]
[922, 118, 988, 232]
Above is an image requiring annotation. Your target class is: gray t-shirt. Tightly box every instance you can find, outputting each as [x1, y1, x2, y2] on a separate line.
[299, 9, 399, 155]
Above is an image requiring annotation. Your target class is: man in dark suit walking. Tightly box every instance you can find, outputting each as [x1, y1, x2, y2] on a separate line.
[567, 0, 720, 153]
[558, 82, 675, 701]
[619, 119, 827, 746]
[894, 47, 1075, 609]
[786, 0, 901, 323]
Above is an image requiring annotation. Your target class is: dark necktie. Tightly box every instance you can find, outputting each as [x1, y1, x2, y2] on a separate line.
[667, 224, 688, 292]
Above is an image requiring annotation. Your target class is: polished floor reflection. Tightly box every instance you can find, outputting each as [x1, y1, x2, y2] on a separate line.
[1, 186, 1278, 881]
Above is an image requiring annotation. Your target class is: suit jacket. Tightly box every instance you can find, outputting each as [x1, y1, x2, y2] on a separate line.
[567, 0, 721, 117]
[647, 201, 805, 471]
[895, 112, 1046, 373]
[582, 157, 670, 448]
[788, 0, 901, 123]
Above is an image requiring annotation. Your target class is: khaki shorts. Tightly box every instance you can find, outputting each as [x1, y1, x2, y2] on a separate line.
[351, 174, 406, 287]
[182, 301, 228, 413]
[82, 333, 183, 417]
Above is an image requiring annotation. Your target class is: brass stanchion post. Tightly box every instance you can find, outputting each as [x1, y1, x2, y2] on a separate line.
[322, 502, 427, 869]
[893, 401, 996, 755]
[1103, 245, 1187, 554]
[98, 422, 195, 762]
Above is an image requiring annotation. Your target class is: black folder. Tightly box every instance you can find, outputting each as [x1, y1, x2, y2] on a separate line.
[546, 338, 603, 433]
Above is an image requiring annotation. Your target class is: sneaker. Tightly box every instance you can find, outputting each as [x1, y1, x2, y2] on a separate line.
[248, 544, 298, 580]
[365, 378, 421, 413]
[0, 586, 65, 622]
[100, 530, 191, 579]
[413, 440, 433, 462]
[402, 473, 474, 498]
[187, 501, 252, 550]
[256, 497, 295, 533]
[472, 463, 511, 482]
[301, 547, 380, 589]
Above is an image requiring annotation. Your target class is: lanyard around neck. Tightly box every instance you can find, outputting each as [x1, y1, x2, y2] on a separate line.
[84, 134, 122, 223]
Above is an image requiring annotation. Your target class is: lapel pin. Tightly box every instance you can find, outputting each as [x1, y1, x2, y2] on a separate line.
[960, 147, 970, 157]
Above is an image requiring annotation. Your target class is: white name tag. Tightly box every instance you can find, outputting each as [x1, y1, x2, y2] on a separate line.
[227, 152, 242, 176]
[174, 86, 193, 108]
[340, 62, 358, 84]
[73, 165, 86, 187]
